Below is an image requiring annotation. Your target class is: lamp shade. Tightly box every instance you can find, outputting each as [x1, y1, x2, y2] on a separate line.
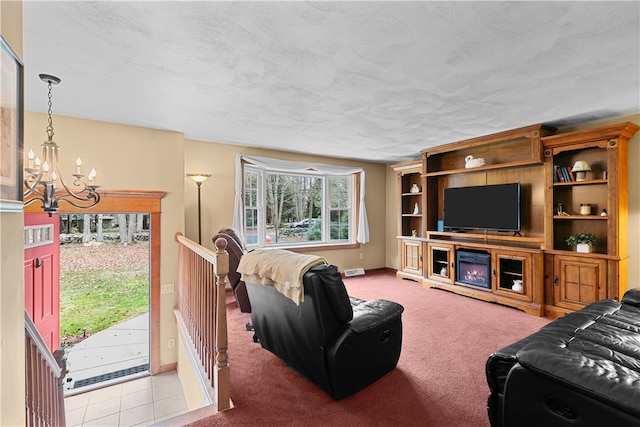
[571, 160, 591, 172]
[187, 172, 211, 183]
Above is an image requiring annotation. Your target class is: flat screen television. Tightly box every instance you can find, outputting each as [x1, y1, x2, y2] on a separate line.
[443, 183, 521, 232]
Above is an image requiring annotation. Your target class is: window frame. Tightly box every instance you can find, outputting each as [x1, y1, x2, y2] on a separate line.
[239, 160, 362, 250]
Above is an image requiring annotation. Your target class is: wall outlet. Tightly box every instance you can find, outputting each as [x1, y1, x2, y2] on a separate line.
[359, 253, 364, 259]
[161, 283, 174, 294]
[168, 338, 175, 348]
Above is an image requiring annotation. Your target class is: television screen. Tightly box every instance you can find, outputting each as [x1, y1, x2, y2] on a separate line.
[443, 183, 521, 232]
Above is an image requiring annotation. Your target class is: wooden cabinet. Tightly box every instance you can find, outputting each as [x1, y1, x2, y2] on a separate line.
[399, 238, 423, 279]
[393, 121, 637, 317]
[551, 254, 607, 313]
[422, 124, 554, 241]
[542, 122, 639, 315]
[427, 242, 454, 284]
[424, 239, 543, 315]
[393, 161, 425, 280]
[393, 161, 423, 238]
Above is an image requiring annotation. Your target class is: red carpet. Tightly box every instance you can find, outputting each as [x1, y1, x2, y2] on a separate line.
[189, 270, 550, 427]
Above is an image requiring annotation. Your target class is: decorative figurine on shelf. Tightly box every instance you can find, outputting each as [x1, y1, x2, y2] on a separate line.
[411, 230, 417, 237]
[413, 203, 419, 214]
[601, 209, 608, 216]
[464, 155, 486, 169]
[410, 183, 420, 193]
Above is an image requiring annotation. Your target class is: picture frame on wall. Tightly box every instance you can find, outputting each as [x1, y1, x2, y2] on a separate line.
[0, 35, 24, 212]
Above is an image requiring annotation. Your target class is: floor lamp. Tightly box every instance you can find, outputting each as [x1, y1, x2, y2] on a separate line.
[187, 172, 211, 244]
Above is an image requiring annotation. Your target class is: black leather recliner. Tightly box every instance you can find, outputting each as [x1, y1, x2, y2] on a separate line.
[212, 231, 251, 313]
[245, 263, 404, 400]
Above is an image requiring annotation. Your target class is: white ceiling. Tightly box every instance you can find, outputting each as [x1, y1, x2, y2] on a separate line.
[22, 1, 640, 163]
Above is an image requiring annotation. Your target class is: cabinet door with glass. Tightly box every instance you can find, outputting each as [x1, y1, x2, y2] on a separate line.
[493, 251, 533, 302]
[427, 243, 454, 284]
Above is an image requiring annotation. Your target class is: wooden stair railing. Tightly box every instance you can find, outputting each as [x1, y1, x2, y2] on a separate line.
[175, 232, 231, 411]
[24, 311, 66, 427]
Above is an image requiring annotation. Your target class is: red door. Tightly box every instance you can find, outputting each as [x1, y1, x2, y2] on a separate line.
[24, 213, 60, 353]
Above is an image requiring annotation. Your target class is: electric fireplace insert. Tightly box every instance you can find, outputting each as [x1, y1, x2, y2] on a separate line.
[456, 250, 491, 289]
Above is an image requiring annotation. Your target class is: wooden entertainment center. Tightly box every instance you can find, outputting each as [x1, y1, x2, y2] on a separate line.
[393, 122, 639, 317]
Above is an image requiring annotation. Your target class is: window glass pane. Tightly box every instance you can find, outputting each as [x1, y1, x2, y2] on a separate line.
[330, 177, 349, 209]
[329, 177, 350, 240]
[244, 170, 258, 207]
[330, 209, 349, 240]
[266, 173, 322, 244]
[244, 170, 259, 244]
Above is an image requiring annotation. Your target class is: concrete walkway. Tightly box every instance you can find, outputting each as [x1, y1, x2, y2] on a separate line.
[64, 313, 150, 395]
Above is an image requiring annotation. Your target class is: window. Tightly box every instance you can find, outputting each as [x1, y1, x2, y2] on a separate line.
[234, 155, 369, 249]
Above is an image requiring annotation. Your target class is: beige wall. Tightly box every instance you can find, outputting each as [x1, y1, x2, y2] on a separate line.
[24, 112, 186, 367]
[0, 2, 25, 426]
[384, 113, 640, 289]
[184, 139, 388, 271]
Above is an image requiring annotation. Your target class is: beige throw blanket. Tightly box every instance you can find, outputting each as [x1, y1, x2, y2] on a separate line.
[237, 249, 327, 305]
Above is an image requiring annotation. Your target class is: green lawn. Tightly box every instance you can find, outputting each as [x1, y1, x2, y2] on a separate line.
[60, 269, 149, 341]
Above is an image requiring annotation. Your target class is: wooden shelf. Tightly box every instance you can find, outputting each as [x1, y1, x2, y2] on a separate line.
[553, 179, 607, 186]
[426, 231, 544, 246]
[553, 215, 607, 220]
[425, 159, 542, 177]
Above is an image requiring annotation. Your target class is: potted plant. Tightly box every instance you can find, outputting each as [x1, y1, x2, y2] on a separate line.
[566, 232, 597, 253]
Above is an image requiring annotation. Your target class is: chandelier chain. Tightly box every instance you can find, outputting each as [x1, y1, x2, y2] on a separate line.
[46, 81, 54, 140]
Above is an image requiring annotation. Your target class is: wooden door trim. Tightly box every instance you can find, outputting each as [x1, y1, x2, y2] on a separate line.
[25, 189, 166, 375]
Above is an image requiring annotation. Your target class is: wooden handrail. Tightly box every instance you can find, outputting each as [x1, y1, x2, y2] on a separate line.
[175, 232, 231, 411]
[24, 311, 66, 427]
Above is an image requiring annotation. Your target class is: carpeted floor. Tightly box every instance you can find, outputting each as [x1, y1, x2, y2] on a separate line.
[188, 270, 550, 427]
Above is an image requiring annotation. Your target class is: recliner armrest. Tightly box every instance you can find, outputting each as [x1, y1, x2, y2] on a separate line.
[348, 299, 404, 333]
[516, 343, 640, 416]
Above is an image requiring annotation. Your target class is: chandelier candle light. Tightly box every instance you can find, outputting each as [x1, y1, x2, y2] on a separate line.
[23, 74, 100, 214]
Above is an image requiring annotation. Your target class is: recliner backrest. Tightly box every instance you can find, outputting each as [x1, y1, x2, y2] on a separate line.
[213, 231, 252, 313]
[213, 232, 244, 288]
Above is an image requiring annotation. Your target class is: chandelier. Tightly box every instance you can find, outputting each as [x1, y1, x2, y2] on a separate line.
[23, 74, 100, 214]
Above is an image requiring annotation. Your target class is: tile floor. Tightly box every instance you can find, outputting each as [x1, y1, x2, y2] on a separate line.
[65, 372, 188, 427]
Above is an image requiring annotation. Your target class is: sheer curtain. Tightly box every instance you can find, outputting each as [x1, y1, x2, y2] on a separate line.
[233, 154, 369, 243]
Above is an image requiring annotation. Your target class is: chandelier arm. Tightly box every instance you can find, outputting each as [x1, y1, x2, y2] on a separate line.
[54, 191, 101, 209]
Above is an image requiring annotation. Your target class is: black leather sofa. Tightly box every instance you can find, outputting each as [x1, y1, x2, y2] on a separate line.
[486, 289, 640, 427]
[245, 263, 404, 400]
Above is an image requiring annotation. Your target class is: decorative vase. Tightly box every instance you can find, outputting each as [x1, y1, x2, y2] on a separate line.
[576, 243, 592, 253]
[512, 280, 523, 292]
[410, 183, 420, 193]
[413, 203, 419, 214]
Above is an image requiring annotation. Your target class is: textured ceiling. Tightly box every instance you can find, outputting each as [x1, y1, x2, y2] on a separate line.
[22, 1, 640, 163]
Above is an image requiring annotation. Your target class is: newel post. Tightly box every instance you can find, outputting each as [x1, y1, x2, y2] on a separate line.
[213, 237, 231, 410]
